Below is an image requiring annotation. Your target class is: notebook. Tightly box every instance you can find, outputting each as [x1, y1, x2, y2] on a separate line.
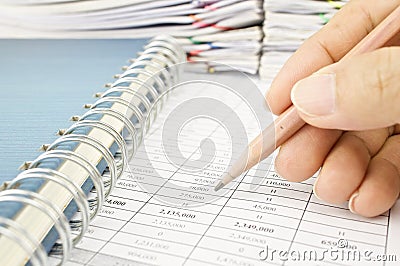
[0, 36, 399, 266]
[0, 38, 148, 183]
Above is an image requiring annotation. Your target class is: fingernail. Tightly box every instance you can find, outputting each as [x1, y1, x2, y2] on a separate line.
[349, 190, 359, 214]
[291, 73, 336, 116]
[313, 178, 322, 200]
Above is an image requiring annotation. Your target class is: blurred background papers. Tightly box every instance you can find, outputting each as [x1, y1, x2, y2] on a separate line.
[260, 0, 345, 79]
[0, 0, 346, 76]
[0, 0, 263, 74]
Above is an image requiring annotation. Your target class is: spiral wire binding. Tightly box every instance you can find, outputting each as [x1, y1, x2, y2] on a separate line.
[11, 168, 90, 236]
[112, 68, 166, 95]
[0, 36, 185, 265]
[47, 134, 117, 202]
[64, 120, 128, 179]
[0, 189, 72, 265]
[0, 216, 48, 266]
[98, 87, 154, 133]
[134, 53, 179, 84]
[125, 60, 173, 89]
[30, 150, 105, 216]
[107, 77, 164, 112]
[85, 98, 144, 145]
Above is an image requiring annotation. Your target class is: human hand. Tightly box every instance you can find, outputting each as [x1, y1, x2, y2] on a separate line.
[266, 0, 400, 217]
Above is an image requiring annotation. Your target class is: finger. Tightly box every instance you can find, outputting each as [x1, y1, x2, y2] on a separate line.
[395, 124, 400, 134]
[314, 128, 391, 204]
[275, 125, 341, 182]
[291, 47, 400, 130]
[349, 135, 400, 217]
[266, 0, 400, 115]
[385, 32, 400, 46]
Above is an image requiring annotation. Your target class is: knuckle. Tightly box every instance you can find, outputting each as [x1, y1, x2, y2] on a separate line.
[359, 47, 400, 121]
[386, 135, 400, 165]
[375, 48, 400, 115]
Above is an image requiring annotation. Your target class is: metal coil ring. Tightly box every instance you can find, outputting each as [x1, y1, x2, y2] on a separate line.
[122, 60, 172, 89]
[101, 87, 155, 134]
[91, 97, 144, 133]
[0, 189, 71, 265]
[80, 107, 140, 160]
[150, 35, 186, 62]
[16, 168, 90, 230]
[46, 134, 117, 200]
[113, 68, 166, 95]
[0, 216, 48, 266]
[64, 120, 128, 180]
[141, 46, 180, 66]
[30, 150, 104, 218]
[8, 171, 89, 245]
[136, 52, 176, 69]
[110, 79, 163, 112]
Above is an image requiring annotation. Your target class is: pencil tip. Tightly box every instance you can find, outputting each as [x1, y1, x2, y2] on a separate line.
[214, 181, 225, 192]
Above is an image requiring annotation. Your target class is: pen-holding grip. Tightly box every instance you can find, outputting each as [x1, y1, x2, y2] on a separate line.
[244, 106, 305, 173]
[273, 106, 305, 149]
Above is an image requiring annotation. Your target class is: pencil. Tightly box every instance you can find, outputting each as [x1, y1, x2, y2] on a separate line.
[214, 5, 400, 192]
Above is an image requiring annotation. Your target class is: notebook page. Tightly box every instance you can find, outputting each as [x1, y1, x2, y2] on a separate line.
[55, 72, 400, 266]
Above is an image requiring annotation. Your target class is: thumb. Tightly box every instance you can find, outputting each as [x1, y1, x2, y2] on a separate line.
[290, 47, 400, 131]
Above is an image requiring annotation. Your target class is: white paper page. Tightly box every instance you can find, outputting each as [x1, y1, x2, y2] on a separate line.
[51, 72, 400, 266]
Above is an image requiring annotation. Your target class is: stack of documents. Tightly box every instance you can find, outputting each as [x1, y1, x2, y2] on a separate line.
[0, 0, 264, 74]
[176, 26, 263, 74]
[259, 0, 346, 80]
